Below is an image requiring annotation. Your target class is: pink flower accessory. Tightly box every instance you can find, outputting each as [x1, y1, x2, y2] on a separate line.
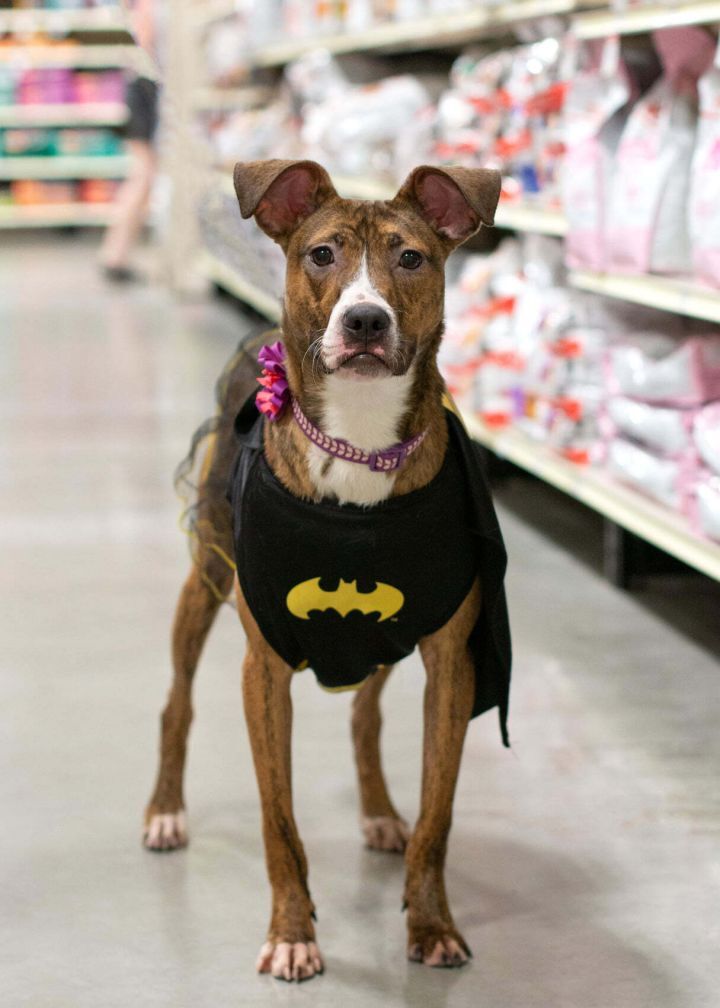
[256, 341, 290, 420]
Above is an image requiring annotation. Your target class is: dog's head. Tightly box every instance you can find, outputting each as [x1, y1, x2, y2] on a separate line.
[233, 159, 500, 384]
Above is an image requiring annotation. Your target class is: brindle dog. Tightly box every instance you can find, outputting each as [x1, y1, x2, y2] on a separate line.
[144, 160, 501, 981]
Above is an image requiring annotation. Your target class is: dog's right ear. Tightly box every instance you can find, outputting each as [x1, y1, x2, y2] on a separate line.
[233, 159, 337, 245]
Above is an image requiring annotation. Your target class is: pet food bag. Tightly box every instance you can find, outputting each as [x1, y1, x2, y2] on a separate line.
[563, 38, 630, 271]
[693, 402, 720, 475]
[547, 384, 606, 465]
[606, 397, 698, 458]
[607, 335, 720, 405]
[606, 438, 693, 510]
[688, 40, 720, 288]
[607, 27, 716, 276]
[690, 472, 720, 541]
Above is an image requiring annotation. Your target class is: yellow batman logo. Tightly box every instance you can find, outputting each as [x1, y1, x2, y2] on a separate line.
[286, 578, 404, 622]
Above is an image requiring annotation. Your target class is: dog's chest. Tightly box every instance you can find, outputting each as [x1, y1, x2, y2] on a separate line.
[306, 371, 414, 506]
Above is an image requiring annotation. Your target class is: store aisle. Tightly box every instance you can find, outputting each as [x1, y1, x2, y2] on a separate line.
[1, 234, 719, 1008]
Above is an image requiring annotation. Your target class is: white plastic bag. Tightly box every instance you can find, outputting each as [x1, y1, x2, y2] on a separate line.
[606, 438, 692, 510]
[563, 38, 630, 271]
[607, 27, 715, 275]
[607, 336, 720, 405]
[606, 397, 697, 457]
[693, 402, 720, 476]
[688, 40, 720, 288]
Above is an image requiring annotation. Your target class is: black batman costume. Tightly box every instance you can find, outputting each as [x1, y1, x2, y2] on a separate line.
[228, 397, 511, 747]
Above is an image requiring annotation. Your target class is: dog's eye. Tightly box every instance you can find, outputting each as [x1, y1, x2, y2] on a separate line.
[399, 249, 423, 270]
[310, 246, 334, 267]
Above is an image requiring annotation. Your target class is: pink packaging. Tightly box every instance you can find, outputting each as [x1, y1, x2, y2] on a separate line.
[606, 437, 696, 511]
[693, 401, 720, 476]
[19, 69, 73, 105]
[606, 396, 698, 458]
[688, 41, 720, 288]
[563, 38, 631, 271]
[607, 335, 720, 406]
[607, 28, 716, 276]
[688, 471, 720, 542]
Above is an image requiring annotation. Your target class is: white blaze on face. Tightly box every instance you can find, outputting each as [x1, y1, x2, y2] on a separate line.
[307, 249, 412, 506]
[321, 252, 399, 372]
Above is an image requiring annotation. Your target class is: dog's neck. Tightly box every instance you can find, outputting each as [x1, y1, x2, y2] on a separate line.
[264, 326, 448, 506]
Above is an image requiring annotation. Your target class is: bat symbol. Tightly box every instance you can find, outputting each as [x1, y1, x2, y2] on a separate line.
[286, 578, 404, 622]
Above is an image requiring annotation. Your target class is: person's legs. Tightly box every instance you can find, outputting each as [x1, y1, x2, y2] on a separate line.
[99, 139, 157, 275]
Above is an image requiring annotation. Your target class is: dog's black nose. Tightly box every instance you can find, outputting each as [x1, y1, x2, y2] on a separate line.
[342, 303, 391, 344]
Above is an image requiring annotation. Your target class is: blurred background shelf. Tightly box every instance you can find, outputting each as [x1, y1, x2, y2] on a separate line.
[0, 156, 130, 180]
[192, 0, 239, 28]
[463, 414, 720, 583]
[0, 44, 137, 69]
[0, 103, 127, 127]
[214, 169, 568, 237]
[0, 202, 114, 228]
[569, 270, 720, 325]
[0, 5, 129, 34]
[202, 251, 282, 322]
[251, 0, 578, 66]
[573, 1, 720, 38]
[192, 85, 273, 111]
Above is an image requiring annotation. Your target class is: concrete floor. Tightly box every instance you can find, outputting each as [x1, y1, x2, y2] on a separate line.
[1, 233, 719, 1008]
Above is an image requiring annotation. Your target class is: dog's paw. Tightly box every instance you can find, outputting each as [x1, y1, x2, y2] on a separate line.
[361, 815, 410, 853]
[143, 809, 188, 852]
[256, 941, 324, 982]
[407, 929, 471, 968]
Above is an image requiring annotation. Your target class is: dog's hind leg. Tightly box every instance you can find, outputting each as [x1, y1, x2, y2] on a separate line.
[352, 665, 410, 853]
[143, 555, 233, 851]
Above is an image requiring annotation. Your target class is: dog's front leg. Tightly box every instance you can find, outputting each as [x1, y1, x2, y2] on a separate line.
[404, 579, 480, 968]
[237, 582, 323, 982]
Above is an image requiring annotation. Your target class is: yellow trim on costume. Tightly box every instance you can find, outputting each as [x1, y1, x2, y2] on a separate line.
[208, 542, 237, 571]
[199, 569, 230, 604]
[442, 389, 464, 424]
[318, 680, 365, 694]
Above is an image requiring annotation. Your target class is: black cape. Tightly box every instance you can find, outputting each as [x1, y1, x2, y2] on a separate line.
[229, 398, 511, 747]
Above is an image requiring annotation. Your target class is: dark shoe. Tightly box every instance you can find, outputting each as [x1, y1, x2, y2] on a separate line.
[102, 265, 143, 284]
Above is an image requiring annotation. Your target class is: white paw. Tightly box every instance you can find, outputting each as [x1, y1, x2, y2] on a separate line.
[143, 810, 188, 851]
[361, 814, 410, 852]
[256, 941, 324, 982]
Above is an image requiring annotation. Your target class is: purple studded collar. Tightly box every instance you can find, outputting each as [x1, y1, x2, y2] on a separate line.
[256, 341, 428, 474]
[290, 396, 427, 474]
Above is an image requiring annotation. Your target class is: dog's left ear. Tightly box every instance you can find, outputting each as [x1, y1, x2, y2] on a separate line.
[233, 159, 338, 245]
[393, 165, 501, 246]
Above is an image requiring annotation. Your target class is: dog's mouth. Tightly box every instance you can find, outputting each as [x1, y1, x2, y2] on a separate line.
[333, 350, 392, 378]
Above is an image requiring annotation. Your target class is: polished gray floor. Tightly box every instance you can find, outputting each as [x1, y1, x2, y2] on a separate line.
[2, 234, 719, 1008]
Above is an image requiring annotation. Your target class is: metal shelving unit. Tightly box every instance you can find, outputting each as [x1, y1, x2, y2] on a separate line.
[0, 202, 115, 229]
[0, 5, 136, 227]
[463, 415, 720, 583]
[0, 44, 137, 69]
[0, 156, 130, 181]
[191, 0, 239, 28]
[214, 168, 567, 237]
[569, 270, 720, 326]
[573, 0, 720, 38]
[249, 0, 577, 66]
[0, 6, 129, 34]
[202, 250, 282, 321]
[0, 103, 127, 128]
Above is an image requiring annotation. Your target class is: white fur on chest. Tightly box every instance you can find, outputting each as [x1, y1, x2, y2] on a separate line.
[306, 369, 414, 506]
